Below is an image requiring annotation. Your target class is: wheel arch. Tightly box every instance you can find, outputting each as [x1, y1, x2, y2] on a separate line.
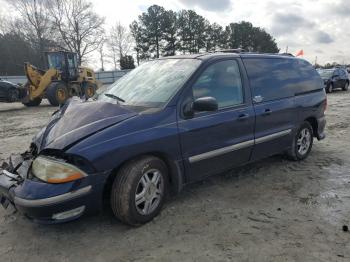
[304, 117, 317, 137]
[102, 152, 184, 200]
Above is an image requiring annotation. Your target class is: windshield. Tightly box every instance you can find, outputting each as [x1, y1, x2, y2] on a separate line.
[318, 69, 334, 78]
[98, 59, 201, 107]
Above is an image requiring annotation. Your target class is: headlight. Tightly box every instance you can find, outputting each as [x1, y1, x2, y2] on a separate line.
[31, 156, 87, 183]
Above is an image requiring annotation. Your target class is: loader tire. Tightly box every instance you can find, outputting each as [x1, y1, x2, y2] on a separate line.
[22, 97, 42, 107]
[21, 82, 42, 107]
[47, 82, 69, 106]
[84, 82, 97, 99]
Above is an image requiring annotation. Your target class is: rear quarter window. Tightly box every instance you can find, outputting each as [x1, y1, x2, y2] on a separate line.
[243, 57, 323, 102]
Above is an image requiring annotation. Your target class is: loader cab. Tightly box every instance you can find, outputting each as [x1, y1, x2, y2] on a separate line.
[46, 51, 79, 81]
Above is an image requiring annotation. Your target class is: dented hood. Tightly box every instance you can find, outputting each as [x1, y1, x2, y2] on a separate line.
[35, 98, 137, 151]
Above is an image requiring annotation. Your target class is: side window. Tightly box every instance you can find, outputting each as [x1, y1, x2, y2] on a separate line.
[192, 60, 243, 109]
[243, 58, 322, 102]
[67, 54, 77, 77]
[340, 69, 346, 77]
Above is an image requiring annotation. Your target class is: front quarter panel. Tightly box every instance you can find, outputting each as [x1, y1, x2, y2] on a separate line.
[66, 107, 182, 174]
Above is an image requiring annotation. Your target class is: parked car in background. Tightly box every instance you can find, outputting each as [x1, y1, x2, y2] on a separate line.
[0, 80, 22, 102]
[318, 68, 349, 93]
[0, 53, 327, 226]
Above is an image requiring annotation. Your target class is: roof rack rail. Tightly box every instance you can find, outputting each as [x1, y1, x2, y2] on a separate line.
[213, 48, 246, 54]
[279, 53, 295, 57]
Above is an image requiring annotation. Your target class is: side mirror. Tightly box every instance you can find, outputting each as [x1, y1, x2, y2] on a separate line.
[193, 97, 218, 112]
[183, 96, 218, 118]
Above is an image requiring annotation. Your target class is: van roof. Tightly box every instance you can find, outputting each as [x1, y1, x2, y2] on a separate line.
[161, 52, 297, 61]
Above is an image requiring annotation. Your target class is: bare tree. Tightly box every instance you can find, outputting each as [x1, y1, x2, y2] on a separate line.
[0, 12, 7, 34]
[6, 0, 53, 66]
[98, 37, 106, 71]
[107, 21, 133, 69]
[48, 0, 105, 65]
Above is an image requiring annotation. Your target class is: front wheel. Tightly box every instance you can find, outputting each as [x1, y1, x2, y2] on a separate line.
[287, 122, 313, 161]
[110, 156, 168, 226]
[343, 81, 349, 91]
[22, 97, 42, 107]
[83, 82, 97, 99]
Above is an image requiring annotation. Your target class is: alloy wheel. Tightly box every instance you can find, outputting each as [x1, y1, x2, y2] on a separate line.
[297, 128, 311, 156]
[135, 169, 164, 215]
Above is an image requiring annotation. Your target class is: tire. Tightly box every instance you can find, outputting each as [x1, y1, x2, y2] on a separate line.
[83, 82, 97, 99]
[287, 122, 314, 161]
[326, 83, 334, 93]
[22, 97, 42, 107]
[342, 81, 349, 91]
[21, 82, 42, 107]
[8, 89, 19, 102]
[46, 82, 69, 106]
[110, 156, 169, 226]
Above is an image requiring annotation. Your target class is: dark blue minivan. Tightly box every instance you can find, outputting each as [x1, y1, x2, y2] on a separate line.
[0, 53, 327, 225]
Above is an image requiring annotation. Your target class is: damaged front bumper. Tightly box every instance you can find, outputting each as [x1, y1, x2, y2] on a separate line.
[0, 154, 109, 224]
[0, 170, 19, 210]
[0, 154, 29, 210]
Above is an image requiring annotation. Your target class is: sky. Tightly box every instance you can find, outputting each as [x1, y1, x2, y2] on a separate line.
[1, 0, 350, 67]
[90, 0, 350, 66]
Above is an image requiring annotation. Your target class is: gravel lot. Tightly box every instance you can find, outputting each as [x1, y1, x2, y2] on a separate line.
[0, 92, 350, 262]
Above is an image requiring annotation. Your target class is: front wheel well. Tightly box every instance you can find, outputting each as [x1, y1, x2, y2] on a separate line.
[102, 153, 183, 201]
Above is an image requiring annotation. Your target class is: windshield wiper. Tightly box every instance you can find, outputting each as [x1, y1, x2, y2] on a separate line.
[104, 93, 125, 103]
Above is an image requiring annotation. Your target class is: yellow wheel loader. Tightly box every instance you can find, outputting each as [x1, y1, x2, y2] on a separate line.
[20, 51, 100, 107]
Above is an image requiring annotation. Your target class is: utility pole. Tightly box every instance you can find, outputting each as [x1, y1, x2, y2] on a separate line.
[285, 46, 289, 53]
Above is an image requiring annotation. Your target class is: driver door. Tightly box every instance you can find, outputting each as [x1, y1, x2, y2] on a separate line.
[178, 59, 255, 182]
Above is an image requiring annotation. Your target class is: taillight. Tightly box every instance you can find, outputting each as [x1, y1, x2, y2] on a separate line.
[324, 97, 327, 112]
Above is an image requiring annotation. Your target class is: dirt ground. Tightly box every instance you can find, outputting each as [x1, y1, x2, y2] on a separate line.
[0, 92, 350, 262]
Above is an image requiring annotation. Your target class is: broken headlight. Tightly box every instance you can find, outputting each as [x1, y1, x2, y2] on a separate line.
[31, 156, 87, 184]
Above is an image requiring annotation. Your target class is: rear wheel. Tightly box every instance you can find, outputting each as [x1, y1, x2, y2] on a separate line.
[83, 82, 97, 99]
[110, 156, 168, 226]
[287, 122, 313, 161]
[326, 83, 334, 93]
[46, 82, 69, 106]
[343, 81, 349, 91]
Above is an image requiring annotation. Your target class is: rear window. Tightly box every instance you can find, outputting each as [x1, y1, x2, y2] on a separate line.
[243, 58, 323, 102]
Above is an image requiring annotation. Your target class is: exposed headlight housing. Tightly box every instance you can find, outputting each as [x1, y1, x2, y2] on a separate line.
[31, 156, 87, 183]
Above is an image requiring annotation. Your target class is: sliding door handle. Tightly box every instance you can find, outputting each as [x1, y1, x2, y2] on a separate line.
[262, 109, 272, 116]
[238, 113, 249, 120]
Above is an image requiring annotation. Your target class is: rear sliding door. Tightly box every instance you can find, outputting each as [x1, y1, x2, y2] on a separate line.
[242, 57, 298, 160]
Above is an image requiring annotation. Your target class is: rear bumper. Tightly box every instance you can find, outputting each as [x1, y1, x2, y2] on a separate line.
[0, 158, 110, 224]
[316, 115, 326, 140]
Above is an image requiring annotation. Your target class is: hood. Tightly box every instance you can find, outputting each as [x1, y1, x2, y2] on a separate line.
[35, 98, 137, 151]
